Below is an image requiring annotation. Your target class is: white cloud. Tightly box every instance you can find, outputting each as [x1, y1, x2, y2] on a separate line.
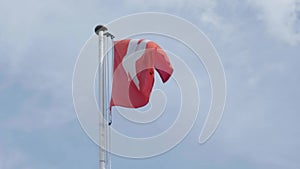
[248, 0, 300, 45]
[123, 0, 227, 29]
[0, 0, 81, 131]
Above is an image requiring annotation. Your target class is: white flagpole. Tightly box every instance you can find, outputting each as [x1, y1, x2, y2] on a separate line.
[95, 25, 108, 169]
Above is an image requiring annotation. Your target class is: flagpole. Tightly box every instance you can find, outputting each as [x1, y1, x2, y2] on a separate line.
[95, 25, 108, 169]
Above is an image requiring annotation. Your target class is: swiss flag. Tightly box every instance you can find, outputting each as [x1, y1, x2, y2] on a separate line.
[110, 39, 173, 109]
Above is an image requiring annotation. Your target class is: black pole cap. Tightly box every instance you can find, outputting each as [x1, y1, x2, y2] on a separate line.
[95, 25, 108, 35]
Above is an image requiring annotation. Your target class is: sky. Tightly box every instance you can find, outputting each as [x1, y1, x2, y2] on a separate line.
[1, 0, 300, 169]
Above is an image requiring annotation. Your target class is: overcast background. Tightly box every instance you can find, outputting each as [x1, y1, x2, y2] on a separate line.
[1, 0, 300, 169]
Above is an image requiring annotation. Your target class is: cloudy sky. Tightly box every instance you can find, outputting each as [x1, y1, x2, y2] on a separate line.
[1, 0, 300, 169]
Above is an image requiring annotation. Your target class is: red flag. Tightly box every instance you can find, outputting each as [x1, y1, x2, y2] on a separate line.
[110, 39, 173, 109]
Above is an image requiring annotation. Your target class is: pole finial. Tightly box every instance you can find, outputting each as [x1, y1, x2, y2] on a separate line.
[95, 25, 108, 35]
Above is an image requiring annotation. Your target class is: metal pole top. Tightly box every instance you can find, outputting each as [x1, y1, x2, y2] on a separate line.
[95, 25, 108, 35]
